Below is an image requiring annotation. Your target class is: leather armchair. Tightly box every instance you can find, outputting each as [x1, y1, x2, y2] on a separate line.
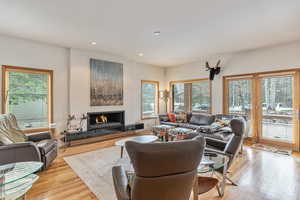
[0, 114, 58, 170]
[205, 118, 246, 185]
[112, 136, 205, 200]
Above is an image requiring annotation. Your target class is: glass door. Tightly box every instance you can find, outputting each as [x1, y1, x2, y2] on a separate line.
[258, 75, 295, 143]
[225, 78, 253, 137]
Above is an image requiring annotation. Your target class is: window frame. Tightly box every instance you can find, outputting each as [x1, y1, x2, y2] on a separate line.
[169, 78, 212, 114]
[2, 65, 53, 132]
[223, 69, 300, 151]
[141, 80, 159, 120]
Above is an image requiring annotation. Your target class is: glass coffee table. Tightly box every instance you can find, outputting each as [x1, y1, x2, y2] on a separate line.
[192, 153, 229, 200]
[0, 162, 43, 200]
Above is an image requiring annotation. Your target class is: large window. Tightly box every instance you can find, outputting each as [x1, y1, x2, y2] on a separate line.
[141, 80, 159, 119]
[171, 79, 211, 113]
[2, 66, 53, 130]
[224, 70, 299, 150]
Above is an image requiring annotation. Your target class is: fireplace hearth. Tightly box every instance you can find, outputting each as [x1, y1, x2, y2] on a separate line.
[87, 111, 125, 133]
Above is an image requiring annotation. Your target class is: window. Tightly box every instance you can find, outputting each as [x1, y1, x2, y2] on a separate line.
[191, 81, 210, 112]
[223, 70, 299, 148]
[171, 79, 211, 113]
[228, 79, 252, 115]
[2, 66, 53, 130]
[141, 80, 159, 119]
[172, 83, 185, 112]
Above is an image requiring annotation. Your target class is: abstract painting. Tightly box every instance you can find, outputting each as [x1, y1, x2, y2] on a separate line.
[90, 58, 123, 106]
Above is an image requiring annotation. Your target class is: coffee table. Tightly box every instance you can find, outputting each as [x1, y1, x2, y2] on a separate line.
[152, 125, 175, 141]
[169, 127, 195, 141]
[115, 135, 158, 158]
[0, 162, 43, 200]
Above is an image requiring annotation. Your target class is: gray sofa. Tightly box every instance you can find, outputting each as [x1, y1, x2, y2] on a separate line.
[159, 113, 215, 129]
[159, 113, 234, 141]
[158, 113, 249, 143]
[0, 114, 58, 170]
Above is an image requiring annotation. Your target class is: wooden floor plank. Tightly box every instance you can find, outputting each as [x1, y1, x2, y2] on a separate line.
[27, 134, 300, 200]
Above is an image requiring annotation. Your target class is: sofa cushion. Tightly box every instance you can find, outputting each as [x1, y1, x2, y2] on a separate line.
[189, 113, 215, 125]
[178, 123, 201, 130]
[36, 139, 57, 155]
[160, 121, 179, 126]
[160, 116, 169, 122]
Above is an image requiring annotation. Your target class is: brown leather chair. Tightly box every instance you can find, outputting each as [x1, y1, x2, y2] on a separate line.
[112, 136, 205, 200]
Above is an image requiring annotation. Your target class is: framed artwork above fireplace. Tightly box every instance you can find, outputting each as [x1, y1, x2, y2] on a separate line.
[90, 58, 123, 106]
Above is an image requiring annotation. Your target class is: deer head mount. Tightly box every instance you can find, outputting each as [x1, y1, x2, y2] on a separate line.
[206, 60, 221, 80]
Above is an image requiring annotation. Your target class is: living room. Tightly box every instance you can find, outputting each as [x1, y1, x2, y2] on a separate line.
[0, 1, 300, 200]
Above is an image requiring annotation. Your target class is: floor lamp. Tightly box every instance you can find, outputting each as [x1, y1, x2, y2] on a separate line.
[159, 90, 169, 113]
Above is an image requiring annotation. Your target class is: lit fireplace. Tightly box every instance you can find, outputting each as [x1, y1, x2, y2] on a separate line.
[96, 115, 108, 123]
[87, 111, 125, 132]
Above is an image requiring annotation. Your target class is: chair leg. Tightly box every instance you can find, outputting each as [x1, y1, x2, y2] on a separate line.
[216, 184, 223, 197]
[225, 176, 238, 186]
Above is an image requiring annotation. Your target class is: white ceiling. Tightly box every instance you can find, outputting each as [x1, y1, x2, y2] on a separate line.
[0, 0, 300, 67]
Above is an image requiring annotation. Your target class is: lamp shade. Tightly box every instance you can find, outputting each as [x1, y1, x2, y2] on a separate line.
[159, 90, 169, 99]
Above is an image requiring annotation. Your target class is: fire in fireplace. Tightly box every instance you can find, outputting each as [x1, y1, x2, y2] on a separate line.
[96, 115, 108, 123]
[87, 111, 125, 132]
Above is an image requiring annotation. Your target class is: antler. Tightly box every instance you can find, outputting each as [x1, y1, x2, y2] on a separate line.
[205, 61, 211, 71]
[216, 60, 221, 68]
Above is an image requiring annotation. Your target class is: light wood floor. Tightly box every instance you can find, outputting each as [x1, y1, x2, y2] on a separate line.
[27, 135, 300, 200]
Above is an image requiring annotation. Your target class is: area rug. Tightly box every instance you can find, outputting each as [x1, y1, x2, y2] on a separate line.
[251, 143, 292, 155]
[64, 146, 132, 200]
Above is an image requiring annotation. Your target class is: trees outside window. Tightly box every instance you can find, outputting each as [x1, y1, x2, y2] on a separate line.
[2, 66, 53, 130]
[171, 79, 211, 113]
[141, 80, 159, 119]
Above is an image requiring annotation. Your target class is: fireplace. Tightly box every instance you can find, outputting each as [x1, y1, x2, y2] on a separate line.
[87, 111, 125, 133]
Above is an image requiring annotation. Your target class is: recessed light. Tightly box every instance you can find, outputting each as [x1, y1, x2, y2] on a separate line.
[153, 31, 161, 36]
[91, 41, 97, 45]
[138, 53, 144, 57]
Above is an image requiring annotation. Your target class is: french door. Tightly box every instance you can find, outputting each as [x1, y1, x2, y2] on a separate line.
[257, 73, 299, 148]
[224, 71, 300, 150]
[224, 77, 254, 137]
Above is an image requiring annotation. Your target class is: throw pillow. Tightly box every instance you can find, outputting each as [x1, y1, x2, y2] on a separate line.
[176, 113, 187, 123]
[167, 113, 176, 122]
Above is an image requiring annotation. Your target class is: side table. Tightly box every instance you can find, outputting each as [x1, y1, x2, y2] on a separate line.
[0, 162, 43, 200]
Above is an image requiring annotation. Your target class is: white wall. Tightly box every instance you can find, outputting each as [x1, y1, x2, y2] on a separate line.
[166, 41, 300, 114]
[0, 35, 69, 132]
[1, 33, 299, 131]
[69, 48, 165, 129]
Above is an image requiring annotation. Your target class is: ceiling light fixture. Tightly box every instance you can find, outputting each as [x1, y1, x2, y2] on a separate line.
[153, 31, 161, 36]
[91, 41, 97, 45]
[138, 53, 144, 57]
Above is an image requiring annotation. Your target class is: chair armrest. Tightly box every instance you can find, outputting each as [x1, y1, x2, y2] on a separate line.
[205, 147, 228, 156]
[112, 166, 130, 200]
[0, 142, 41, 165]
[204, 136, 228, 144]
[205, 147, 234, 161]
[27, 131, 52, 142]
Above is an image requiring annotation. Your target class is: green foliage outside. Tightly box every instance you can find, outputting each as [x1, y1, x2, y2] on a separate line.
[8, 72, 48, 105]
[142, 83, 156, 112]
